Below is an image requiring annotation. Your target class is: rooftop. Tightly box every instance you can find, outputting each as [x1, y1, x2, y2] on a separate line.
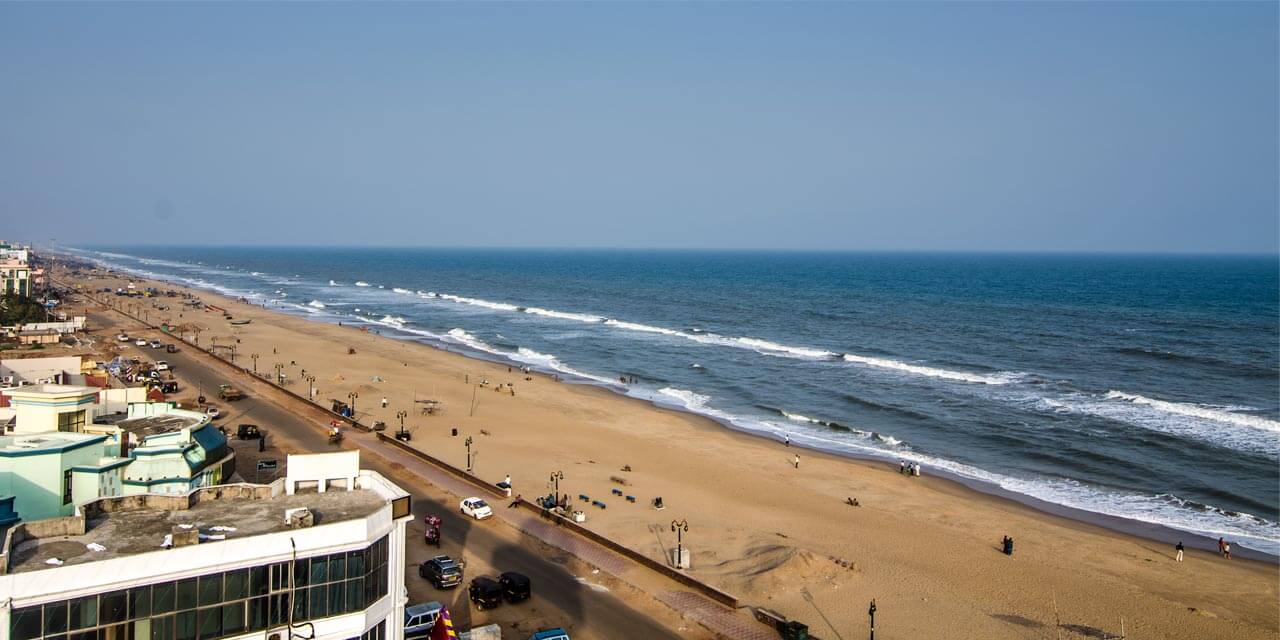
[5, 383, 97, 398]
[7, 482, 386, 574]
[116, 411, 207, 439]
[0, 432, 103, 455]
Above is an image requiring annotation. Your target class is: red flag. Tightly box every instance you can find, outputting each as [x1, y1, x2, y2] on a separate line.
[430, 605, 458, 640]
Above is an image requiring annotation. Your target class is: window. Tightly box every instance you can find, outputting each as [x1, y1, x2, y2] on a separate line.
[57, 410, 86, 433]
[62, 469, 73, 505]
[9, 536, 391, 640]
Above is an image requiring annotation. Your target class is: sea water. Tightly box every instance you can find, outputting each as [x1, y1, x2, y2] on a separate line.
[66, 247, 1280, 553]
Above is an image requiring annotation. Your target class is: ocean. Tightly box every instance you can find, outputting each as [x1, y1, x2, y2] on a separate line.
[64, 247, 1280, 553]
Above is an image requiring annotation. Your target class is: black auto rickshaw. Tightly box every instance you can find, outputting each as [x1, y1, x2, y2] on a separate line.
[237, 424, 262, 440]
[424, 525, 440, 547]
[468, 577, 503, 610]
[499, 572, 531, 603]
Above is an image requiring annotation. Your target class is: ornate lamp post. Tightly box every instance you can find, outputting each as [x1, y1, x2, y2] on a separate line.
[348, 390, 359, 413]
[869, 600, 877, 640]
[250, 353, 259, 375]
[671, 519, 689, 569]
[304, 374, 316, 401]
[465, 436, 474, 472]
[274, 362, 285, 385]
[549, 470, 564, 505]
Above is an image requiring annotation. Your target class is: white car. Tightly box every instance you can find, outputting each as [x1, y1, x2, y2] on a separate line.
[154, 361, 170, 371]
[150, 340, 163, 349]
[135, 339, 149, 347]
[460, 497, 493, 520]
[117, 334, 130, 342]
[205, 406, 220, 419]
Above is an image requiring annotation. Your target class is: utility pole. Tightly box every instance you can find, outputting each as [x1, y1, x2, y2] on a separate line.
[869, 599, 876, 640]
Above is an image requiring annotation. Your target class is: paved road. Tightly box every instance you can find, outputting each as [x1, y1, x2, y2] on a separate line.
[92, 309, 686, 640]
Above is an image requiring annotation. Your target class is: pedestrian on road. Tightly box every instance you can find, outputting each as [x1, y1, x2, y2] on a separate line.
[793, 454, 800, 469]
[1175, 541, 1184, 562]
[509, 494, 522, 508]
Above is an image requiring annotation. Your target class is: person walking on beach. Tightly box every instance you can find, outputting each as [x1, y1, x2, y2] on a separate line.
[784, 434, 790, 447]
[900, 460, 906, 475]
[793, 454, 800, 469]
[1217, 537, 1226, 556]
[1175, 541, 1184, 562]
[1223, 541, 1231, 559]
[381, 397, 388, 409]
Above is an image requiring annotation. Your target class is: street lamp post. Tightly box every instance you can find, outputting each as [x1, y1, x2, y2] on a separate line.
[396, 410, 408, 438]
[671, 519, 689, 569]
[274, 362, 285, 385]
[348, 391, 359, 414]
[465, 436, 474, 473]
[549, 470, 564, 505]
[304, 374, 316, 401]
[250, 353, 259, 374]
[869, 600, 877, 640]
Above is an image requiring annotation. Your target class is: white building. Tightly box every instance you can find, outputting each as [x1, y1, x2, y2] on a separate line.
[1, 451, 412, 640]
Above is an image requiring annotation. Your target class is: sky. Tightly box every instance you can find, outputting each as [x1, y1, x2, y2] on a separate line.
[0, 2, 1276, 253]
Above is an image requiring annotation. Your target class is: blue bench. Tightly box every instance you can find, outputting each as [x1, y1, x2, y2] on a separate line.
[626, 495, 636, 503]
[592, 500, 607, 509]
[579, 494, 590, 502]
[611, 488, 623, 496]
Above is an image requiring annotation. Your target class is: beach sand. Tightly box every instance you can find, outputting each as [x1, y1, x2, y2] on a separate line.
[70, 268, 1278, 639]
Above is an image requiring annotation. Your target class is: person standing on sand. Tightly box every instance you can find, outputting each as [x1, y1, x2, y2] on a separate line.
[1223, 541, 1231, 559]
[1175, 541, 1184, 562]
[784, 434, 790, 447]
[793, 454, 800, 469]
[1218, 537, 1225, 556]
[381, 397, 388, 409]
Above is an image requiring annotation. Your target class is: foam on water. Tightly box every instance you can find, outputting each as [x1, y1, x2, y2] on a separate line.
[524, 307, 605, 323]
[1106, 391, 1280, 433]
[307, 300, 326, 309]
[392, 288, 413, 295]
[355, 281, 371, 287]
[843, 353, 1020, 385]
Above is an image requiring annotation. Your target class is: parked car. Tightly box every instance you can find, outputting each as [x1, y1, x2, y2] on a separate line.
[499, 572, 531, 603]
[236, 424, 262, 440]
[461, 497, 493, 520]
[166, 344, 179, 353]
[154, 361, 170, 371]
[160, 381, 179, 394]
[218, 386, 245, 401]
[205, 406, 220, 419]
[149, 340, 163, 349]
[419, 555, 463, 589]
[468, 577, 503, 610]
[404, 602, 443, 640]
[135, 339, 149, 347]
[117, 333, 130, 342]
[529, 629, 571, 640]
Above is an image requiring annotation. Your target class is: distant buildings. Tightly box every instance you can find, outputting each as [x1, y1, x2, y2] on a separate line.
[0, 258, 31, 297]
[0, 451, 412, 640]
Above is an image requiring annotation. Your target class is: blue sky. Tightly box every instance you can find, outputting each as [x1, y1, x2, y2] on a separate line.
[1, 2, 1276, 252]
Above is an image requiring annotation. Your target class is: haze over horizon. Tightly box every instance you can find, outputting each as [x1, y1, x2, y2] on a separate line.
[2, 2, 1277, 253]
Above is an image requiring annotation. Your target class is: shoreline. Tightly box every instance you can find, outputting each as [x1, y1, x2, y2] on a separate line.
[56, 257, 1280, 639]
[62, 251, 1278, 561]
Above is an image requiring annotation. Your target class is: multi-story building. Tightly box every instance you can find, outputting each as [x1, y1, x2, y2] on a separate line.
[0, 388, 233, 527]
[1, 451, 412, 640]
[0, 258, 31, 297]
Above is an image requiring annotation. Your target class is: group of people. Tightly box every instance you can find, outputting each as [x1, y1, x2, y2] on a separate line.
[1216, 537, 1232, 559]
[899, 460, 922, 476]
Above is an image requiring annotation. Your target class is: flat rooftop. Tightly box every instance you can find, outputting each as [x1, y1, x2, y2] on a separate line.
[116, 412, 206, 438]
[0, 432, 103, 455]
[8, 485, 386, 574]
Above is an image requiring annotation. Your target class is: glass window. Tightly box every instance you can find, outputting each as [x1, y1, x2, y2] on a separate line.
[152, 583, 176, 614]
[221, 603, 245, 636]
[175, 579, 197, 611]
[246, 598, 267, 632]
[268, 594, 289, 627]
[175, 611, 196, 640]
[328, 583, 345, 615]
[69, 596, 98, 630]
[196, 608, 220, 639]
[346, 578, 363, 611]
[309, 558, 327, 585]
[149, 615, 172, 640]
[292, 558, 309, 587]
[68, 632, 96, 640]
[328, 554, 346, 581]
[101, 591, 128, 624]
[223, 570, 247, 601]
[292, 587, 308, 622]
[45, 602, 69, 635]
[270, 563, 290, 591]
[347, 550, 365, 577]
[129, 618, 152, 640]
[10, 606, 42, 640]
[197, 575, 222, 607]
[129, 586, 152, 619]
[249, 567, 268, 597]
[308, 586, 327, 620]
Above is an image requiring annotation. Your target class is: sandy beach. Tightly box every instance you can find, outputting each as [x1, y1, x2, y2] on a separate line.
[65, 266, 1278, 639]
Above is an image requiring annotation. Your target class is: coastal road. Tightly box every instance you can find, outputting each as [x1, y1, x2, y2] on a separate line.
[86, 306, 690, 640]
